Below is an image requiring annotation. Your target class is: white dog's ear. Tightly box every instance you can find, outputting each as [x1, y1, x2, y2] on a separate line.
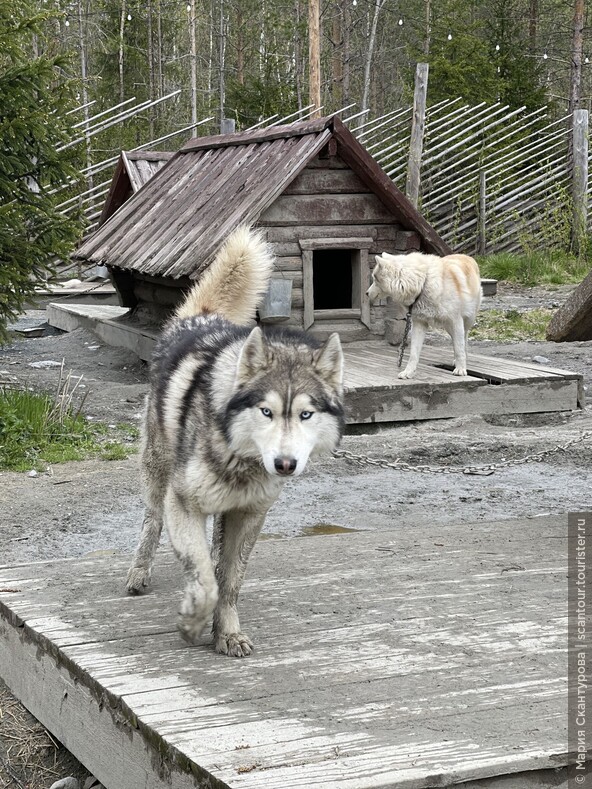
[380, 252, 398, 263]
[314, 332, 344, 392]
[374, 255, 384, 267]
[237, 327, 269, 383]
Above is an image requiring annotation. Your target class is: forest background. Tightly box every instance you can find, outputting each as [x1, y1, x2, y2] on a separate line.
[0, 0, 589, 329]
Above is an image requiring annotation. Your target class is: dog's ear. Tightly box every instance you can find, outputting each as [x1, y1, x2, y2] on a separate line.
[380, 252, 398, 262]
[313, 332, 344, 392]
[237, 327, 269, 383]
[374, 255, 384, 268]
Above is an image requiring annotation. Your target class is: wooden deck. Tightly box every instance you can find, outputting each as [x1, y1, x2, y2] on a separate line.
[0, 516, 570, 789]
[343, 343, 584, 422]
[47, 302, 583, 423]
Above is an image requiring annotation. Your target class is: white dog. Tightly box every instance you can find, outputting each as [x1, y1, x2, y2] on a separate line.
[367, 251, 481, 378]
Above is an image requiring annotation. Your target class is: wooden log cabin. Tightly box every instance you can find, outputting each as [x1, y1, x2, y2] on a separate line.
[74, 116, 452, 342]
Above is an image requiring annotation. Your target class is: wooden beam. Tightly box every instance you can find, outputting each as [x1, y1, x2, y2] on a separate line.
[180, 118, 332, 152]
[98, 155, 132, 226]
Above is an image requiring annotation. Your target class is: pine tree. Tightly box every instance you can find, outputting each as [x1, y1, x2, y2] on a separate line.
[0, 0, 82, 339]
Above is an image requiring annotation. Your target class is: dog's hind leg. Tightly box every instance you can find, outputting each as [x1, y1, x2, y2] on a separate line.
[126, 503, 164, 595]
[126, 435, 166, 595]
[165, 488, 218, 644]
[126, 416, 168, 594]
[451, 316, 469, 376]
[211, 509, 268, 657]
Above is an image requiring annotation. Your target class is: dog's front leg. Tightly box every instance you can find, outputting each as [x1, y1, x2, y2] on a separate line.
[164, 488, 218, 644]
[211, 509, 268, 657]
[399, 320, 427, 379]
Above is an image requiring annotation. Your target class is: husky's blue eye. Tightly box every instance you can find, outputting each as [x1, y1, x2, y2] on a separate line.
[300, 410, 313, 420]
[260, 407, 272, 418]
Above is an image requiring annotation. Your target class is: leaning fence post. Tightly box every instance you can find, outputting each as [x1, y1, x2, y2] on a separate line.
[571, 108, 589, 255]
[406, 62, 429, 209]
[478, 170, 487, 255]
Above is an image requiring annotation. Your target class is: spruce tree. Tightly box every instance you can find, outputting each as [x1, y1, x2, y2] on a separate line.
[0, 0, 81, 339]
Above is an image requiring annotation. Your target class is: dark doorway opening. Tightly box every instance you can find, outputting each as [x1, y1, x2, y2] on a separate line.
[312, 249, 353, 309]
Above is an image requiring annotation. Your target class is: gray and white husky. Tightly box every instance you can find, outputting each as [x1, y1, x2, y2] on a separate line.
[126, 226, 345, 656]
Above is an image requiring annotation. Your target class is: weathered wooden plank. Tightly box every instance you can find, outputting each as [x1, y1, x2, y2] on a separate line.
[346, 377, 579, 422]
[0, 621, 213, 789]
[283, 168, 372, 195]
[126, 151, 175, 163]
[123, 143, 265, 273]
[180, 119, 331, 151]
[0, 519, 571, 789]
[268, 242, 302, 257]
[98, 155, 132, 226]
[419, 347, 582, 381]
[302, 249, 314, 329]
[299, 236, 374, 250]
[165, 133, 332, 279]
[271, 255, 302, 270]
[260, 193, 398, 226]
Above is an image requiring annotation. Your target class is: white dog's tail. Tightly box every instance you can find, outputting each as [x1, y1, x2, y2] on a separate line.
[175, 226, 274, 325]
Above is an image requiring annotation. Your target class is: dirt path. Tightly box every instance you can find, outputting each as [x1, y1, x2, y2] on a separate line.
[0, 281, 591, 786]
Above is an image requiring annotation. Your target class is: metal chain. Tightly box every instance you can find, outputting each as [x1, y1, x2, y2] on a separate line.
[397, 312, 413, 369]
[332, 430, 592, 477]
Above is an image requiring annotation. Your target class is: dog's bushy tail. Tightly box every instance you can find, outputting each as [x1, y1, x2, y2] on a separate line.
[175, 226, 274, 325]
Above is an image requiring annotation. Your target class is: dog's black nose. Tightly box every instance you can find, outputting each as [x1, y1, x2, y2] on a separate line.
[274, 457, 297, 475]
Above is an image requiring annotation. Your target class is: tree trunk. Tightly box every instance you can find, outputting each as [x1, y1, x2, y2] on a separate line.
[332, 7, 342, 106]
[119, 0, 126, 104]
[156, 0, 164, 98]
[294, 0, 304, 111]
[189, 0, 198, 131]
[77, 0, 92, 186]
[236, 5, 244, 86]
[529, 0, 538, 54]
[309, 0, 321, 115]
[361, 0, 386, 114]
[219, 0, 226, 128]
[342, 0, 350, 106]
[147, 0, 155, 137]
[568, 0, 585, 116]
[424, 0, 431, 56]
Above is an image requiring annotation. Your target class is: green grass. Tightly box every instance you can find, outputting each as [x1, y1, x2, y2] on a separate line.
[0, 388, 138, 472]
[471, 308, 553, 341]
[477, 251, 589, 286]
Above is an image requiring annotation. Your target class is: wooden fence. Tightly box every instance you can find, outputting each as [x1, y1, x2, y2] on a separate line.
[59, 91, 590, 262]
[352, 95, 588, 256]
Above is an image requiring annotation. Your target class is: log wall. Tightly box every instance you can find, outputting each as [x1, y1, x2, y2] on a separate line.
[259, 153, 422, 335]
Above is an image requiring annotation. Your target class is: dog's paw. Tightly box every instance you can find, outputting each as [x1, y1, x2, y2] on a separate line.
[126, 566, 151, 595]
[398, 369, 416, 379]
[215, 632, 254, 657]
[178, 613, 209, 644]
[452, 367, 467, 376]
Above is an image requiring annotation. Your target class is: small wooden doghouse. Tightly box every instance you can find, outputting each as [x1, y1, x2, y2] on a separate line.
[74, 116, 451, 341]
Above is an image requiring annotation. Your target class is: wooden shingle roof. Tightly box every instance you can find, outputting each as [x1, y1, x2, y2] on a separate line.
[76, 116, 450, 279]
[98, 150, 174, 226]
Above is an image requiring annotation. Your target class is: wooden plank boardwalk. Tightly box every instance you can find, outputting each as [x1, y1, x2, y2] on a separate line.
[0, 517, 570, 788]
[47, 303, 583, 423]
